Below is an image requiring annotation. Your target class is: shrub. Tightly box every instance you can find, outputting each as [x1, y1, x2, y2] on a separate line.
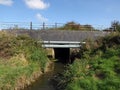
[59, 32, 120, 90]
[0, 31, 49, 89]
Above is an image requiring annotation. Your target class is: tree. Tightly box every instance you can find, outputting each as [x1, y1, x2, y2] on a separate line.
[83, 24, 94, 31]
[111, 20, 120, 32]
[63, 21, 94, 31]
[64, 21, 81, 30]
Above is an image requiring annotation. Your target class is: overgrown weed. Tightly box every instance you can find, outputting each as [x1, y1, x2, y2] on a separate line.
[59, 32, 120, 90]
[0, 31, 48, 90]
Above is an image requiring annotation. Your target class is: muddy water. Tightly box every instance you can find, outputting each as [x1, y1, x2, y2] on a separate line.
[23, 62, 65, 90]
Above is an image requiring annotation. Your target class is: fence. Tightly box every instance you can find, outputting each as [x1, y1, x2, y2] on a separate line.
[0, 22, 64, 30]
[0, 22, 107, 31]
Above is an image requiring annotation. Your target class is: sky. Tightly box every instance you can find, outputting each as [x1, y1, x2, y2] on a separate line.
[0, 0, 120, 29]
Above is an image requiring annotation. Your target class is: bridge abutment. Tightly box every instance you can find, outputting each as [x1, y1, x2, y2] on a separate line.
[46, 48, 55, 59]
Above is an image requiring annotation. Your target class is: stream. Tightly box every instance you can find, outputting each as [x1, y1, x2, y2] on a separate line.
[23, 62, 65, 90]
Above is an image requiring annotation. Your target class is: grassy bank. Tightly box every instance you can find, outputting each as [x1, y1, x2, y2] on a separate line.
[58, 32, 120, 90]
[0, 31, 49, 90]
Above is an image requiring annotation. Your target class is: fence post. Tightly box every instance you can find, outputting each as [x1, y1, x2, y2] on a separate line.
[43, 22, 45, 30]
[30, 22, 32, 30]
[55, 22, 57, 29]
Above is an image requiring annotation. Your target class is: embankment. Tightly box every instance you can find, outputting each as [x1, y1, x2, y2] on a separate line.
[57, 32, 120, 90]
[0, 31, 51, 90]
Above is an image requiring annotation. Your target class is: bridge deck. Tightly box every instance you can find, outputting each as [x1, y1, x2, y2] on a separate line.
[12, 30, 109, 48]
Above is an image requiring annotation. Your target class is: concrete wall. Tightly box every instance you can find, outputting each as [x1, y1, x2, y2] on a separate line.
[45, 48, 55, 59]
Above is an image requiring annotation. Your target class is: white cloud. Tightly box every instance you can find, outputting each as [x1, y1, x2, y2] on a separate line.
[36, 13, 48, 22]
[24, 0, 50, 10]
[0, 0, 13, 6]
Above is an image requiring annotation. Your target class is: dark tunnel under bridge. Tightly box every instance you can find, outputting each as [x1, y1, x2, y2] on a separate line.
[54, 48, 70, 63]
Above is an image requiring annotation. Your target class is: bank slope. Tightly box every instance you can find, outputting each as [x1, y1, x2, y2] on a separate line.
[58, 32, 120, 90]
[0, 31, 49, 90]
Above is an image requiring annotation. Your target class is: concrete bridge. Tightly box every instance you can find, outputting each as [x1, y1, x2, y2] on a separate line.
[12, 30, 109, 63]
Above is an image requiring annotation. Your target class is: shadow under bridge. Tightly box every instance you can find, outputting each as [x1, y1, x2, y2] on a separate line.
[41, 41, 85, 63]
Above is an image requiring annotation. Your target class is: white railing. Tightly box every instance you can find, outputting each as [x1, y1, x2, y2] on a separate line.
[40, 41, 86, 48]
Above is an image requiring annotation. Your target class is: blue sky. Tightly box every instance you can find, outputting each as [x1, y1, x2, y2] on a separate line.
[0, 0, 120, 28]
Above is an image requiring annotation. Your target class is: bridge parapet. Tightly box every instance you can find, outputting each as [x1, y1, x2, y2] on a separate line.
[40, 41, 86, 48]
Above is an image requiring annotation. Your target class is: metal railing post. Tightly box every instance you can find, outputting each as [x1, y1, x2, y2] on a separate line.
[43, 22, 45, 30]
[55, 23, 57, 29]
[30, 22, 32, 30]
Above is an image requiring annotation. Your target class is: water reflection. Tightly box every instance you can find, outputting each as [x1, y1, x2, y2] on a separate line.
[23, 62, 65, 90]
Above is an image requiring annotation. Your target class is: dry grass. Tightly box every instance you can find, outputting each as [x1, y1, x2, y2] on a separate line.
[0, 31, 49, 90]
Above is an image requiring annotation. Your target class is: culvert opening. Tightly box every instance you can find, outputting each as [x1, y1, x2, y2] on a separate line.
[54, 48, 70, 63]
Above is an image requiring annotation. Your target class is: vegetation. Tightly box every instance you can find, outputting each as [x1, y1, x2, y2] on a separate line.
[104, 20, 120, 32]
[0, 31, 48, 90]
[57, 32, 120, 90]
[57, 21, 95, 31]
[111, 20, 120, 32]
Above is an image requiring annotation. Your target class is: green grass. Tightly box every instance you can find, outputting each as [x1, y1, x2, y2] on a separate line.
[0, 31, 49, 90]
[58, 32, 120, 90]
[0, 57, 41, 90]
[64, 51, 120, 90]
